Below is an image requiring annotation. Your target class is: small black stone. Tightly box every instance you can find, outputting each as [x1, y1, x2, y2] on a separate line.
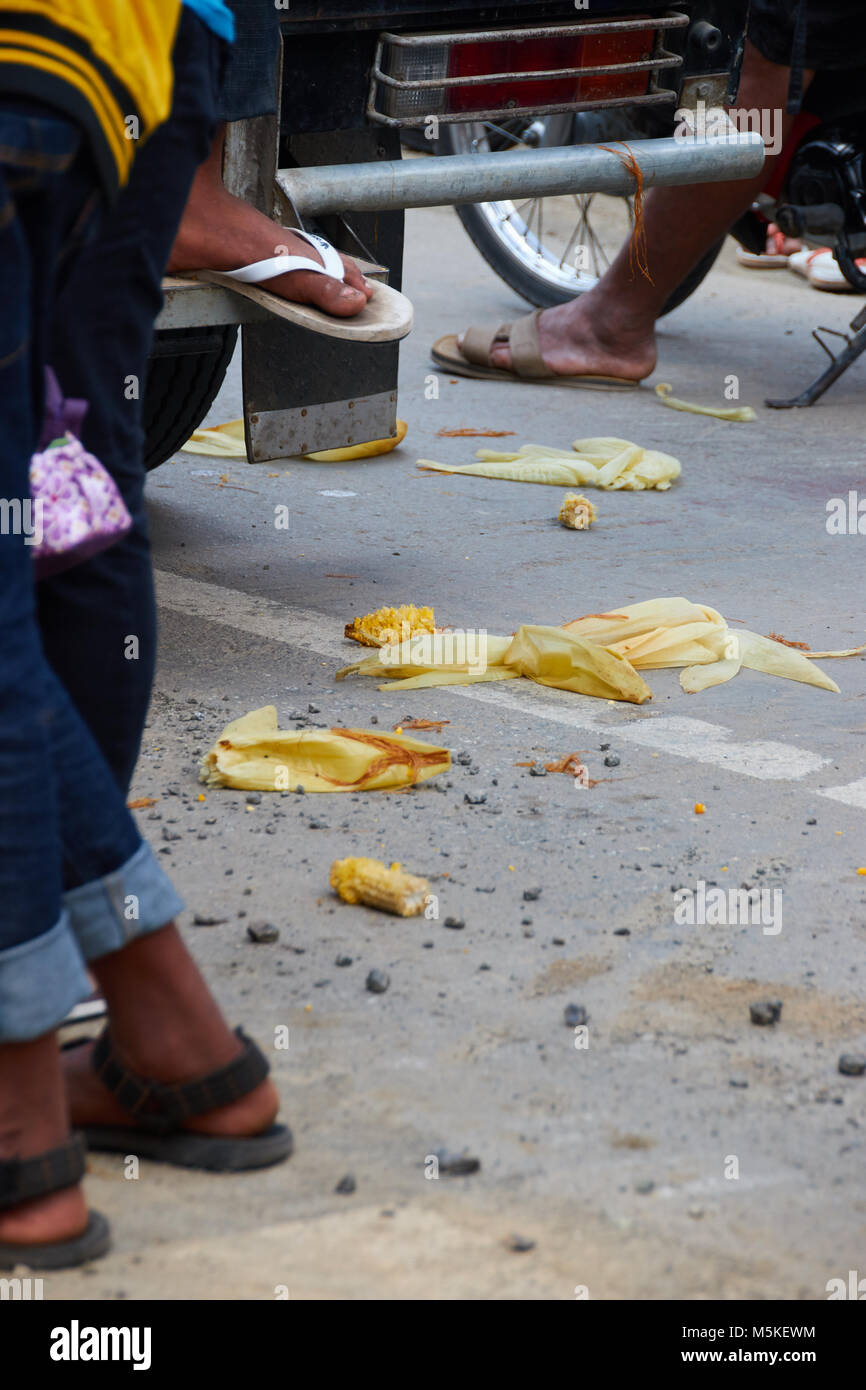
[335, 954, 353, 967]
[613, 927, 631, 936]
[435, 1149, 480, 1176]
[523, 888, 541, 902]
[564, 1003, 588, 1027]
[245, 792, 262, 805]
[366, 968, 390, 994]
[603, 754, 620, 768]
[838, 1053, 866, 1077]
[335, 1174, 356, 1195]
[505, 1234, 536, 1253]
[193, 912, 228, 926]
[308, 704, 320, 714]
[444, 916, 465, 930]
[464, 793, 487, 805]
[806, 817, 817, 825]
[528, 766, 547, 777]
[246, 920, 280, 944]
[749, 999, 783, 1026]
[456, 751, 472, 766]
[729, 1077, 749, 1089]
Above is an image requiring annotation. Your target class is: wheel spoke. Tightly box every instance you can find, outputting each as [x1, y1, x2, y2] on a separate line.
[453, 116, 639, 296]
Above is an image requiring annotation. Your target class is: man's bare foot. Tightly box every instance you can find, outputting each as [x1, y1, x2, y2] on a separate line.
[459, 294, 657, 382]
[0, 1185, 89, 1247]
[63, 924, 280, 1141]
[169, 178, 373, 319]
[63, 1037, 280, 1140]
[0, 1034, 89, 1248]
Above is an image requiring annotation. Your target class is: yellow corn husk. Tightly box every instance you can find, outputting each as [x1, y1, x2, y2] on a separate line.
[330, 857, 429, 916]
[337, 627, 651, 703]
[182, 419, 247, 456]
[418, 435, 680, 490]
[337, 598, 863, 701]
[336, 632, 514, 685]
[345, 603, 435, 648]
[503, 624, 652, 703]
[655, 382, 756, 422]
[562, 597, 732, 669]
[562, 596, 863, 693]
[304, 419, 407, 461]
[200, 705, 449, 792]
[559, 493, 597, 529]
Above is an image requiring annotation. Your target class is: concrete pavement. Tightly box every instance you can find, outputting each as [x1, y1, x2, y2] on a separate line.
[48, 205, 866, 1301]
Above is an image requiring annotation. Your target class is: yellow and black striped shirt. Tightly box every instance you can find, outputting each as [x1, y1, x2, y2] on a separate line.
[0, 1, 181, 199]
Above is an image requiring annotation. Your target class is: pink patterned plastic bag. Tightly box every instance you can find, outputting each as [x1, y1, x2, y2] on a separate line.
[30, 434, 132, 579]
[30, 368, 132, 580]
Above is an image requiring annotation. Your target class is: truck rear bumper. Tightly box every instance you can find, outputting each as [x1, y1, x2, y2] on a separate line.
[278, 133, 764, 217]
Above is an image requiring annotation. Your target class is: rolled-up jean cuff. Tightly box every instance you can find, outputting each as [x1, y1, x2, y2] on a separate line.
[0, 912, 90, 1041]
[64, 841, 185, 961]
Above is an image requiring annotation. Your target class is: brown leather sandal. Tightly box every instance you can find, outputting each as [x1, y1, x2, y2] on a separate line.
[0, 1134, 110, 1270]
[79, 1026, 293, 1173]
[432, 310, 639, 389]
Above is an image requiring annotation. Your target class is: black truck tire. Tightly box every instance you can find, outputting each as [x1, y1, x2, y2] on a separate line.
[143, 325, 239, 471]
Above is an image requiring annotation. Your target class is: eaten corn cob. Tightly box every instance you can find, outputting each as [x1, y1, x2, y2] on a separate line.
[345, 603, 435, 648]
[330, 857, 430, 916]
[558, 493, 597, 530]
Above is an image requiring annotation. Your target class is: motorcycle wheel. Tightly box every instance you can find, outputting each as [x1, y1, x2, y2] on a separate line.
[438, 114, 723, 317]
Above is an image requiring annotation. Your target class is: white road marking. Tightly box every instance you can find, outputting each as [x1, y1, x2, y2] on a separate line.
[818, 776, 866, 810]
[154, 570, 858, 796]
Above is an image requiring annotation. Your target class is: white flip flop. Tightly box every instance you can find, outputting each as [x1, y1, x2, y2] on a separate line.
[189, 228, 414, 342]
[797, 247, 866, 292]
[736, 246, 790, 268]
[788, 247, 827, 279]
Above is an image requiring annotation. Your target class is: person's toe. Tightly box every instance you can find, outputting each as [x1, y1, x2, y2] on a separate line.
[312, 274, 369, 316]
[340, 255, 374, 300]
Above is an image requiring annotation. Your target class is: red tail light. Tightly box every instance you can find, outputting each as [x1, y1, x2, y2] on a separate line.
[447, 28, 654, 115]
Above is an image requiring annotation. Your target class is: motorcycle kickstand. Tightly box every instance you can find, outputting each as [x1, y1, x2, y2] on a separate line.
[766, 305, 866, 408]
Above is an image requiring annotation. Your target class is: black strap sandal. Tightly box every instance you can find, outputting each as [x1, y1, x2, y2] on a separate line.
[0, 1134, 110, 1271]
[82, 1026, 293, 1172]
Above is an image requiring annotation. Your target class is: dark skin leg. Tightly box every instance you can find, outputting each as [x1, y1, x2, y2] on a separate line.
[0, 1035, 88, 1244]
[168, 123, 374, 317]
[464, 43, 813, 380]
[0, 924, 279, 1247]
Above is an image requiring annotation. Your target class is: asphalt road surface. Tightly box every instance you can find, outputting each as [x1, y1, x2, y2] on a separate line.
[52, 204, 866, 1301]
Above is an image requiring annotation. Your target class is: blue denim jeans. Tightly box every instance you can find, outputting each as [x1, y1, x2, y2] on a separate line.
[0, 107, 183, 1044]
[41, 8, 223, 799]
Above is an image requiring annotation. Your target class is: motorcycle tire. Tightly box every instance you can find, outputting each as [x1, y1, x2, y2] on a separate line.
[437, 123, 724, 317]
[450, 195, 724, 318]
